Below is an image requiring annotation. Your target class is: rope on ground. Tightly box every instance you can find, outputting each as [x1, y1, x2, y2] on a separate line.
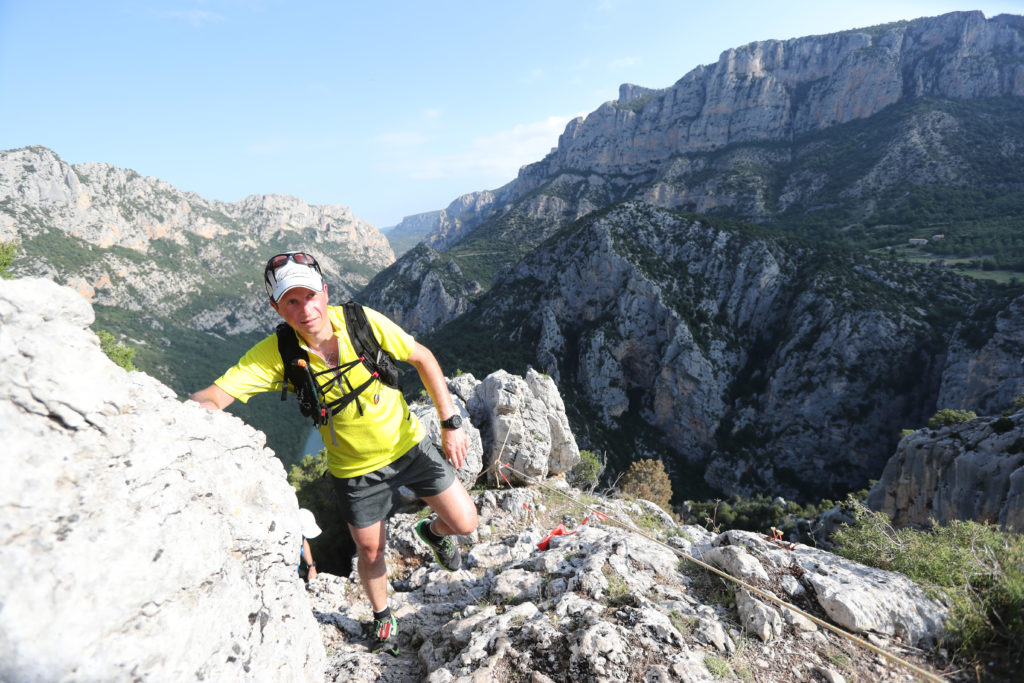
[498, 461, 947, 683]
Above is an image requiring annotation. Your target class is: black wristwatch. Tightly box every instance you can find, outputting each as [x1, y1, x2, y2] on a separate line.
[440, 414, 463, 430]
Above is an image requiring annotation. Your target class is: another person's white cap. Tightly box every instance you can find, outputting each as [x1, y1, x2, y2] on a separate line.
[298, 508, 322, 539]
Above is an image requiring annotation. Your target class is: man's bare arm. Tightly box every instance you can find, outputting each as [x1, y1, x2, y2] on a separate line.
[406, 341, 468, 468]
[189, 384, 235, 411]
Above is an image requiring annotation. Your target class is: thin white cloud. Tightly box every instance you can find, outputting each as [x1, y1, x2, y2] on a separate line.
[609, 56, 641, 69]
[520, 67, 546, 84]
[393, 114, 580, 181]
[373, 131, 431, 148]
[153, 9, 225, 26]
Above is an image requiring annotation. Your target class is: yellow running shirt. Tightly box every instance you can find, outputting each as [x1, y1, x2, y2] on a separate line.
[214, 305, 425, 478]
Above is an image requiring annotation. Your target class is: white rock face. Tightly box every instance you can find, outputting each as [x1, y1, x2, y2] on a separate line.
[0, 277, 325, 682]
[407, 368, 580, 491]
[474, 369, 582, 484]
[0, 147, 391, 261]
[525, 12, 1024, 184]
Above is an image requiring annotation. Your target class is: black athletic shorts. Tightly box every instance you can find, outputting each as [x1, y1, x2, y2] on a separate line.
[331, 437, 456, 529]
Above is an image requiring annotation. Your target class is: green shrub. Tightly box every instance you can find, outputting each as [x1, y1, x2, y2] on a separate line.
[832, 498, 1024, 668]
[568, 449, 605, 492]
[689, 496, 786, 534]
[97, 330, 137, 371]
[619, 458, 674, 514]
[928, 408, 977, 429]
[0, 240, 18, 279]
[288, 450, 329, 489]
[704, 654, 734, 679]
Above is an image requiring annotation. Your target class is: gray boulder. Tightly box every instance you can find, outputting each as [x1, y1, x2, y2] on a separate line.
[474, 368, 582, 484]
[410, 386, 485, 490]
[413, 368, 581, 489]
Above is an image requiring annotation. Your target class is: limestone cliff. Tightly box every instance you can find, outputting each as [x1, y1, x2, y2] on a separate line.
[867, 410, 1024, 530]
[518, 11, 1024, 210]
[368, 11, 1024, 338]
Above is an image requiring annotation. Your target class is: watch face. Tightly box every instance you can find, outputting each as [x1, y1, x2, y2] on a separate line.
[443, 414, 462, 429]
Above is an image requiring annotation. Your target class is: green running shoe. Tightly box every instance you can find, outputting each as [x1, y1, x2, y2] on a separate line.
[415, 518, 462, 571]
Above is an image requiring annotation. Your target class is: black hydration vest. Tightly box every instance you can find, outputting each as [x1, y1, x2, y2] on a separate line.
[276, 301, 400, 430]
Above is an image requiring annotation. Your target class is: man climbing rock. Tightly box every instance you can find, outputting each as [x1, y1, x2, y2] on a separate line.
[189, 251, 478, 656]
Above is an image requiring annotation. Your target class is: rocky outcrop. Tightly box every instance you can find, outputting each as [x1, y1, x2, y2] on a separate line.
[306, 487, 947, 681]
[867, 410, 1024, 530]
[0, 277, 324, 681]
[409, 368, 581, 490]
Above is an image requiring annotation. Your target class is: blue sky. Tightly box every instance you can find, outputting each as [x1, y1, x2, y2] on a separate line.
[2, 1, 1022, 229]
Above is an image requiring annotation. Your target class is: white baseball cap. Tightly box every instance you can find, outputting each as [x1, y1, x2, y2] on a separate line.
[264, 252, 325, 302]
[298, 508, 322, 539]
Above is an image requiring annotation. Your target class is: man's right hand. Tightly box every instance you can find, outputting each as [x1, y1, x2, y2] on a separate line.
[441, 426, 469, 470]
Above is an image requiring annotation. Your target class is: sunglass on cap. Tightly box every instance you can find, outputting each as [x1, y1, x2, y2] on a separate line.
[264, 251, 324, 300]
[265, 251, 321, 273]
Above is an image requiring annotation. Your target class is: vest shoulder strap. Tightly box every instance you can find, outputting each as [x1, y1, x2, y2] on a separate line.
[342, 301, 400, 389]
[275, 322, 324, 423]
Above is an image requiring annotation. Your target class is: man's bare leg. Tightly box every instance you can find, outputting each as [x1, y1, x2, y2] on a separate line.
[348, 521, 389, 611]
[421, 477, 478, 537]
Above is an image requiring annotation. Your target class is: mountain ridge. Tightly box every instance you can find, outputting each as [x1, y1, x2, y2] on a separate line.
[377, 10, 1024, 295]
